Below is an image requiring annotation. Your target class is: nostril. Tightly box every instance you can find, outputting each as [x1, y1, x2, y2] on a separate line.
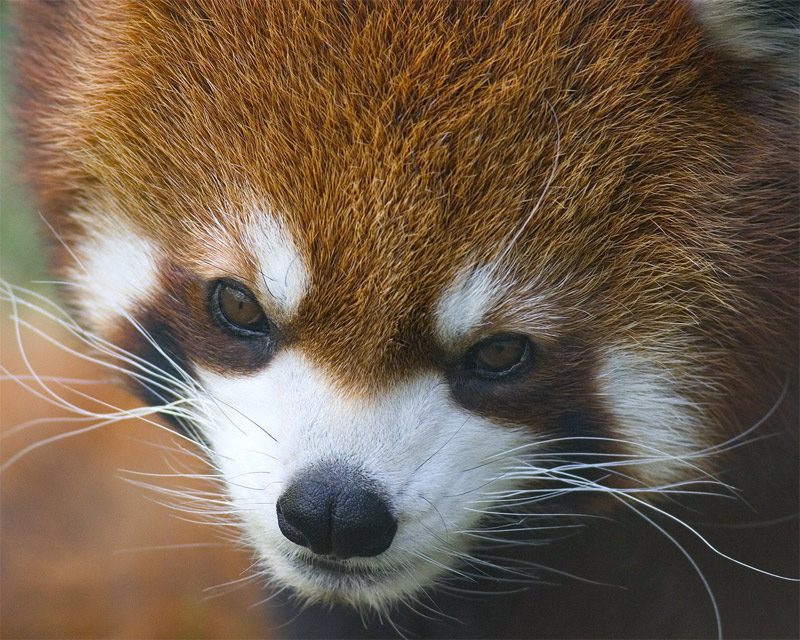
[275, 464, 398, 559]
[275, 498, 314, 551]
[276, 479, 333, 555]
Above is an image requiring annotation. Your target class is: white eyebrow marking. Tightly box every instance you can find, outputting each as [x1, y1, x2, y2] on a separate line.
[434, 266, 501, 345]
[245, 212, 310, 315]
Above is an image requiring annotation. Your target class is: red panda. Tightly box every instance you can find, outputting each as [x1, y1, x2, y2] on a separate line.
[8, 1, 798, 637]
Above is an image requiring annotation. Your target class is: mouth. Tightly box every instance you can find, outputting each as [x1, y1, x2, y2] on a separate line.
[306, 554, 366, 573]
[281, 547, 435, 611]
[294, 555, 387, 577]
[294, 552, 400, 579]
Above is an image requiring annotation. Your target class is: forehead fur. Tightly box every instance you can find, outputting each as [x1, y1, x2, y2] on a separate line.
[15, 0, 798, 389]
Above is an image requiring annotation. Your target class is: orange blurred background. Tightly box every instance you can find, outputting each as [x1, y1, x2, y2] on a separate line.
[0, 317, 276, 638]
[1, 6, 273, 635]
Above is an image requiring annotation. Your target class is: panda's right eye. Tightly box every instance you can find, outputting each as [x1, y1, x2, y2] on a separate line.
[211, 280, 271, 337]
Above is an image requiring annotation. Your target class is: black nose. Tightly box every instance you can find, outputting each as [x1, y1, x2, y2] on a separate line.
[276, 464, 398, 559]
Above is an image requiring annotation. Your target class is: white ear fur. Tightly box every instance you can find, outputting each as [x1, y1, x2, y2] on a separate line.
[692, 0, 798, 88]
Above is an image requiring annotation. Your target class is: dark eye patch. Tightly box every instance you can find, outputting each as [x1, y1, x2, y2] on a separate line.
[117, 312, 199, 440]
[119, 270, 280, 402]
[446, 338, 618, 486]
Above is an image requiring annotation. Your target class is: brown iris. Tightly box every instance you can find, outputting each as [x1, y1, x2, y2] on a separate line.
[468, 334, 531, 377]
[213, 281, 269, 335]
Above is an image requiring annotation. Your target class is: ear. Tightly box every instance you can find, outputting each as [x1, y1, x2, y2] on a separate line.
[692, 0, 799, 90]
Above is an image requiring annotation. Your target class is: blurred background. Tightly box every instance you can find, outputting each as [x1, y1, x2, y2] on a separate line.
[0, 6, 274, 637]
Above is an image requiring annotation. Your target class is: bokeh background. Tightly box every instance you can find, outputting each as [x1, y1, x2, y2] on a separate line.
[1, 6, 274, 637]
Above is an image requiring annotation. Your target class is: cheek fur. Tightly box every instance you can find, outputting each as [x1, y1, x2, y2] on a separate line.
[67, 213, 161, 335]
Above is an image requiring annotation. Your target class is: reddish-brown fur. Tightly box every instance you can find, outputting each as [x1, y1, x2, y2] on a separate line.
[16, 1, 796, 401]
[11, 1, 798, 637]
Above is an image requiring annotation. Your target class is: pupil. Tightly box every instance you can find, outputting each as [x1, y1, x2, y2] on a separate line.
[486, 343, 511, 366]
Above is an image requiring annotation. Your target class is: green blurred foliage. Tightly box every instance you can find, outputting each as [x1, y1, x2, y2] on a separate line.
[1, 2, 52, 293]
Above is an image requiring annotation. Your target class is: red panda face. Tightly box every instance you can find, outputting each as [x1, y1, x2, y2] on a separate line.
[11, 0, 798, 628]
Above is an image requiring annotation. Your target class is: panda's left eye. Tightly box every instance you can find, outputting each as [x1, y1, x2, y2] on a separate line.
[465, 334, 532, 378]
[211, 280, 271, 337]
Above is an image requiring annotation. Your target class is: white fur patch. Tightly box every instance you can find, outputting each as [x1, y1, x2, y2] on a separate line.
[67, 217, 160, 333]
[434, 266, 502, 346]
[193, 351, 528, 609]
[596, 348, 707, 486]
[243, 212, 309, 316]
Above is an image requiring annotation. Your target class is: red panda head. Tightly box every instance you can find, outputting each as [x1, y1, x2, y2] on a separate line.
[12, 0, 798, 616]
